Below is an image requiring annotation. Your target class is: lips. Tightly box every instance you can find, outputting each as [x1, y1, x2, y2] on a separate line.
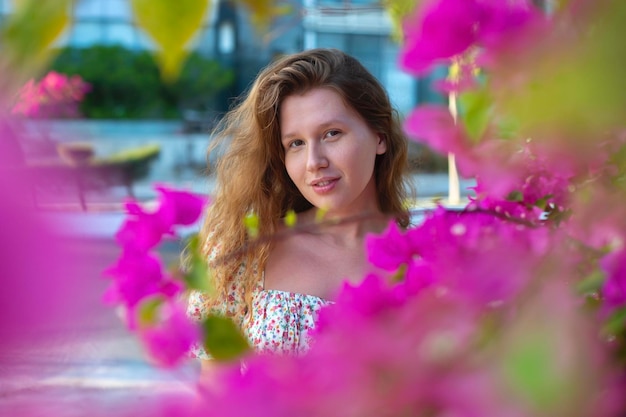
[310, 177, 339, 194]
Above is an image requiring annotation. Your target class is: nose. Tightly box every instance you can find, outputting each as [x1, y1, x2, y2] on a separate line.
[306, 142, 328, 171]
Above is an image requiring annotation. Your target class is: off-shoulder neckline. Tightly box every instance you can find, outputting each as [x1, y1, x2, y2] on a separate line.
[256, 288, 333, 303]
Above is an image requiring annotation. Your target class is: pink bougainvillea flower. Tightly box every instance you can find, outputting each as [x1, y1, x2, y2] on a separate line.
[566, 184, 626, 252]
[207, 283, 503, 417]
[476, 1, 549, 67]
[329, 273, 406, 318]
[115, 209, 168, 253]
[365, 221, 435, 296]
[400, 0, 483, 74]
[103, 252, 183, 327]
[406, 207, 552, 307]
[115, 186, 208, 253]
[600, 248, 626, 313]
[367, 207, 552, 309]
[400, 0, 544, 74]
[12, 71, 91, 118]
[155, 184, 208, 228]
[139, 300, 201, 367]
[365, 221, 413, 272]
[404, 104, 472, 156]
[433, 60, 479, 93]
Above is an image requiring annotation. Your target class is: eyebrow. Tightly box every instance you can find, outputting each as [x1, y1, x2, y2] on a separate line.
[281, 118, 347, 142]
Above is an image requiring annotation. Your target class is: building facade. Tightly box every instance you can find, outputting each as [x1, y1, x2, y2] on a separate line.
[0, 0, 442, 114]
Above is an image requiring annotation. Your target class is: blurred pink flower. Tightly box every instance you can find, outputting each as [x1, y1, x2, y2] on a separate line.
[12, 71, 90, 118]
[400, 0, 483, 74]
[205, 281, 517, 417]
[407, 207, 553, 307]
[115, 204, 169, 253]
[600, 248, 626, 312]
[400, 0, 545, 75]
[404, 104, 473, 157]
[566, 185, 626, 252]
[365, 222, 434, 295]
[103, 252, 183, 326]
[155, 184, 208, 228]
[139, 300, 202, 367]
[365, 221, 413, 271]
[115, 187, 207, 253]
[434, 60, 479, 93]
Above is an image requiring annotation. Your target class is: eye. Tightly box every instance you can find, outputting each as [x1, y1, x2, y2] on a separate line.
[287, 139, 305, 149]
[324, 130, 341, 139]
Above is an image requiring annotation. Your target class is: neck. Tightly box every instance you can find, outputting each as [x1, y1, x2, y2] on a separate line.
[300, 208, 391, 247]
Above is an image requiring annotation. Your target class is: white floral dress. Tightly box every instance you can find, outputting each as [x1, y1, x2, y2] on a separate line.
[187, 271, 332, 359]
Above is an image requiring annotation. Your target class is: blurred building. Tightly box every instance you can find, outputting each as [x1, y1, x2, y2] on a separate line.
[0, 0, 446, 114]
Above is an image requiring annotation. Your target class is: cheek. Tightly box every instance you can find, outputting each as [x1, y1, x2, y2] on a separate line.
[284, 155, 301, 183]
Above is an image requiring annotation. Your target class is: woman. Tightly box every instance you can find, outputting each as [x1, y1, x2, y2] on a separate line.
[187, 48, 412, 367]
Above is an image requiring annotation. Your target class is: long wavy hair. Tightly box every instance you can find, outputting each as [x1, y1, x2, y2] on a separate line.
[198, 48, 411, 323]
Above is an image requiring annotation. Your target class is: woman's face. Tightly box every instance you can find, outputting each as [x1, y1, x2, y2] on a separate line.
[279, 87, 386, 218]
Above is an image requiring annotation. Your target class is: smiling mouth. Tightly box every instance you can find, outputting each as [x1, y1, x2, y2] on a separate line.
[311, 177, 338, 187]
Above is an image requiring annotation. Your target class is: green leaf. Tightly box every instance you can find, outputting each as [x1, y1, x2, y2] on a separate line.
[185, 257, 214, 293]
[390, 263, 408, 283]
[575, 269, 605, 295]
[315, 207, 328, 223]
[180, 233, 213, 292]
[382, 0, 421, 41]
[501, 333, 567, 410]
[533, 195, 552, 211]
[0, 0, 71, 85]
[284, 209, 297, 228]
[458, 87, 492, 143]
[495, 114, 520, 140]
[244, 213, 259, 238]
[601, 307, 626, 338]
[506, 190, 524, 202]
[203, 314, 251, 361]
[235, 0, 292, 33]
[496, 2, 626, 137]
[130, 0, 210, 82]
[137, 296, 165, 327]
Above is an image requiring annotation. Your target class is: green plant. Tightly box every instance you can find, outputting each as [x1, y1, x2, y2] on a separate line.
[48, 45, 234, 119]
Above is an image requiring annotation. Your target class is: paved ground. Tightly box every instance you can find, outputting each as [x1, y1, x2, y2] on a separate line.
[0, 237, 200, 416]
[1, 120, 477, 415]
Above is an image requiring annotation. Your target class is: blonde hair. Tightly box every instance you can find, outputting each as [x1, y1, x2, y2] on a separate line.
[199, 48, 411, 322]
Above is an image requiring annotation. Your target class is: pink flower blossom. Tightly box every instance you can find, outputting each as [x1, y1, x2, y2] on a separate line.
[434, 60, 479, 93]
[565, 184, 626, 251]
[12, 71, 90, 118]
[155, 184, 208, 227]
[407, 207, 552, 307]
[366, 207, 556, 310]
[400, 0, 483, 74]
[115, 187, 207, 253]
[404, 104, 474, 157]
[365, 222, 434, 296]
[115, 206, 169, 253]
[600, 248, 626, 312]
[204, 282, 520, 417]
[400, 0, 545, 75]
[139, 300, 202, 367]
[103, 252, 183, 326]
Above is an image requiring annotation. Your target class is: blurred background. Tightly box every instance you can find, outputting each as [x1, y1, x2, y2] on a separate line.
[0, 0, 481, 217]
[0, 0, 522, 414]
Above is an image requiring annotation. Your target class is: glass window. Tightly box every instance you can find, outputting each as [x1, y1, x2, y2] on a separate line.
[69, 22, 103, 47]
[73, 0, 103, 19]
[101, 0, 131, 19]
[104, 23, 136, 48]
[316, 33, 346, 51]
